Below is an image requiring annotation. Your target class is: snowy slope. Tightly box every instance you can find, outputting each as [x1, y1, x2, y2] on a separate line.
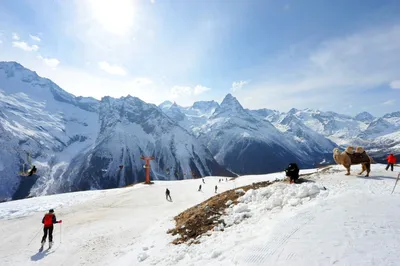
[1, 164, 400, 266]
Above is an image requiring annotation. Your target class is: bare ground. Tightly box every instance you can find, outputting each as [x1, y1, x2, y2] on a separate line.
[167, 166, 336, 245]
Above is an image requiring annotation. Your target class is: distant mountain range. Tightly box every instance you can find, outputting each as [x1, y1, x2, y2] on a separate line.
[0, 61, 398, 201]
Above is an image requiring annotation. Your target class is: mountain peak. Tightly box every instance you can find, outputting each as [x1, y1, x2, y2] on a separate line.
[158, 100, 174, 110]
[288, 108, 299, 115]
[383, 111, 400, 118]
[355, 111, 374, 122]
[220, 93, 243, 108]
[212, 94, 244, 116]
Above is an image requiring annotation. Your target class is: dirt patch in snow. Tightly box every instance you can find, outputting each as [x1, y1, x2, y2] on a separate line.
[167, 180, 276, 245]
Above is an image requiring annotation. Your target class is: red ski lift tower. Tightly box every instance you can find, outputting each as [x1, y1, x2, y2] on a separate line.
[141, 155, 155, 184]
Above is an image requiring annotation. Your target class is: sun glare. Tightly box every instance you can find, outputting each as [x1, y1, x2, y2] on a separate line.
[86, 0, 135, 35]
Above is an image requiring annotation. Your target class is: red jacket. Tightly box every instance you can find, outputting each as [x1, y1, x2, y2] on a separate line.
[42, 213, 57, 228]
[387, 154, 397, 164]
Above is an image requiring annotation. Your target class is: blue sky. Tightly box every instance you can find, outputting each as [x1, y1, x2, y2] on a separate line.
[0, 0, 400, 116]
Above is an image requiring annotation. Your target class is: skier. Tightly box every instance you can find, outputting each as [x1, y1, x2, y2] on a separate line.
[40, 209, 62, 250]
[28, 165, 37, 176]
[285, 163, 300, 184]
[215, 185, 218, 193]
[386, 154, 397, 171]
[198, 184, 202, 191]
[202, 178, 205, 184]
[165, 188, 172, 201]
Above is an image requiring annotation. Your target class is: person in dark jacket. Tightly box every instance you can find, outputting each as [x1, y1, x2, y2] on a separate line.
[285, 163, 300, 184]
[165, 188, 172, 201]
[41, 209, 62, 249]
[28, 165, 37, 176]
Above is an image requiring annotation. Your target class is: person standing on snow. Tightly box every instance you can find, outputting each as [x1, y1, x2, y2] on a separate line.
[165, 188, 172, 201]
[202, 178, 205, 184]
[386, 154, 397, 171]
[198, 184, 202, 191]
[41, 209, 62, 249]
[285, 163, 300, 184]
[215, 185, 218, 193]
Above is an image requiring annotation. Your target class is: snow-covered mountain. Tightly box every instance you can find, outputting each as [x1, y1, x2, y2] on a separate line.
[1, 61, 399, 201]
[161, 98, 399, 168]
[354, 111, 375, 122]
[159, 100, 220, 137]
[165, 94, 337, 175]
[0, 62, 232, 201]
[274, 112, 337, 155]
[60, 96, 231, 192]
[257, 108, 398, 151]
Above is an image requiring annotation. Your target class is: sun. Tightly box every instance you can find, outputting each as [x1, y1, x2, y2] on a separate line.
[85, 0, 136, 36]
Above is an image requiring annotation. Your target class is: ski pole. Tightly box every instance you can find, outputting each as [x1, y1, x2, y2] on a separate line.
[28, 226, 42, 246]
[391, 173, 400, 194]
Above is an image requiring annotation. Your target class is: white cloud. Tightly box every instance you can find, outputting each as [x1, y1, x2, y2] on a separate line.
[170, 85, 211, 98]
[12, 33, 20, 40]
[29, 34, 41, 42]
[383, 100, 395, 105]
[37, 55, 60, 68]
[98, 61, 127, 76]
[150, 0, 155, 3]
[231, 80, 249, 92]
[171, 86, 192, 98]
[132, 77, 153, 86]
[390, 80, 400, 89]
[12, 41, 39, 52]
[194, 85, 211, 95]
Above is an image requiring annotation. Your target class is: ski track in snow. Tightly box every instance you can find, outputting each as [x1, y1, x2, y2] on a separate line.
[1, 164, 400, 265]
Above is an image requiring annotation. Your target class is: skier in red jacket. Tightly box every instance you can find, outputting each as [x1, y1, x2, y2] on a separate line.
[386, 154, 397, 171]
[40, 209, 62, 249]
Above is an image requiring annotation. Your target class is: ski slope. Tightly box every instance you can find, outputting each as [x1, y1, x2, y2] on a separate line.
[0, 164, 400, 265]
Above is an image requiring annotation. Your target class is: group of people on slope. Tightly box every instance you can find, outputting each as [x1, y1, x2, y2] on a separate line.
[36, 154, 397, 250]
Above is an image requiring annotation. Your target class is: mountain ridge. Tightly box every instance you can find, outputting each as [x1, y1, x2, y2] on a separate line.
[1, 61, 399, 201]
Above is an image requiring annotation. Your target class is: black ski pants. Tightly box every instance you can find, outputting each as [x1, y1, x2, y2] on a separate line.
[41, 226, 54, 243]
[386, 163, 394, 171]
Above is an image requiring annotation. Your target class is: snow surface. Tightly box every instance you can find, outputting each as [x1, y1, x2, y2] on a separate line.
[1, 164, 400, 266]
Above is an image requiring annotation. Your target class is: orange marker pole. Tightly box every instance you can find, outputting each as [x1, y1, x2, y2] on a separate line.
[141, 156, 155, 184]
